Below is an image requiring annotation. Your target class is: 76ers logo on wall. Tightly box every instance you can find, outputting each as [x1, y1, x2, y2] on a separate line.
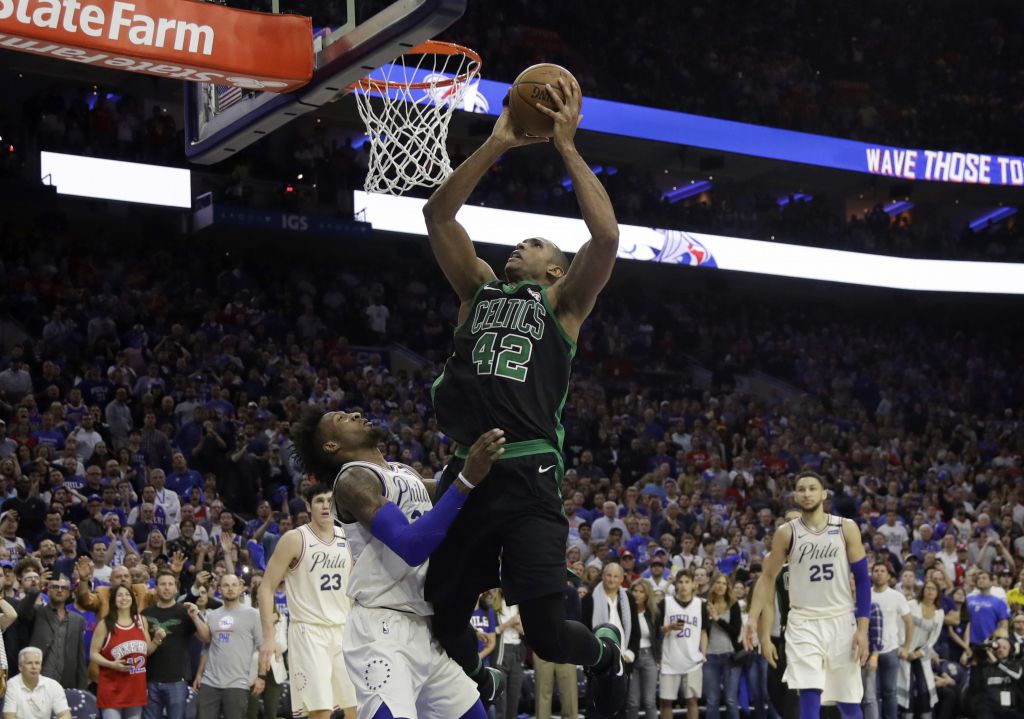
[653, 230, 718, 268]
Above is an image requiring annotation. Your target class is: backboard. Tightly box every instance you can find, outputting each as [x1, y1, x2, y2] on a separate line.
[184, 0, 467, 165]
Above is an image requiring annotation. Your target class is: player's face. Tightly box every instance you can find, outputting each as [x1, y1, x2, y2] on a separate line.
[319, 411, 381, 454]
[307, 493, 333, 524]
[505, 237, 560, 282]
[793, 477, 824, 513]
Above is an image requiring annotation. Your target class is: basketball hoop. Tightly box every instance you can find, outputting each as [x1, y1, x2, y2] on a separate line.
[349, 40, 482, 195]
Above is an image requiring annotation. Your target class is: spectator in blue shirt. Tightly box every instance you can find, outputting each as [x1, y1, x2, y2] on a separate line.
[30, 414, 65, 451]
[911, 524, 941, 561]
[470, 592, 497, 667]
[967, 570, 1011, 644]
[625, 516, 655, 565]
[166, 451, 204, 499]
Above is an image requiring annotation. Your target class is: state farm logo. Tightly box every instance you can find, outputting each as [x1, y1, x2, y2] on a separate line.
[0, 0, 313, 93]
[0, 32, 284, 89]
[0, 0, 215, 55]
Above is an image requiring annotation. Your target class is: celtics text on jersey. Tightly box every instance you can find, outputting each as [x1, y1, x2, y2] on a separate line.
[432, 280, 576, 448]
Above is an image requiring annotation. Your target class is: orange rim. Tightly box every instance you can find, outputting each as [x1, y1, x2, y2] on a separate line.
[351, 40, 481, 92]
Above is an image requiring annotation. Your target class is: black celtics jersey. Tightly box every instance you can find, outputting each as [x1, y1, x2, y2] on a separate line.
[432, 280, 576, 448]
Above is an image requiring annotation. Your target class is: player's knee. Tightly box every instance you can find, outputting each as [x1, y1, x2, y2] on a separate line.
[529, 632, 571, 664]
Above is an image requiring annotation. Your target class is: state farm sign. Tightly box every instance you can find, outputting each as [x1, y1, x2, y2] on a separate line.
[0, 0, 312, 91]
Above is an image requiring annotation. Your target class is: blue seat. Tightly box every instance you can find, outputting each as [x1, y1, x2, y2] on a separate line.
[65, 688, 98, 719]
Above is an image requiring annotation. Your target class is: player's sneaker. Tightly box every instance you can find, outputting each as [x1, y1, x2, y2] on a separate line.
[587, 623, 626, 718]
[476, 665, 505, 706]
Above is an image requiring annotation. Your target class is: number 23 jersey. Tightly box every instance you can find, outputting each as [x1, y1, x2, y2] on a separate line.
[285, 522, 353, 626]
[338, 461, 435, 616]
[432, 280, 575, 447]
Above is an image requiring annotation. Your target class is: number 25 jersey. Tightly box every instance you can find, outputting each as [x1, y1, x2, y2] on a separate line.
[786, 514, 854, 620]
[432, 280, 575, 447]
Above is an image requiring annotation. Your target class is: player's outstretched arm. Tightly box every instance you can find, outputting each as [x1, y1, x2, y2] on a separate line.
[338, 429, 506, 566]
[258, 529, 301, 671]
[541, 78, 619, 328]
[423, 108, 543, 301]
[743, 524, 790, 666]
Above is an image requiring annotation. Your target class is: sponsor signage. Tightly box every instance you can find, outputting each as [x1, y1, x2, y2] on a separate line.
[368, 65, 1024, 187]
[354, 191, 1024, 295]
[0, 0, 312, 91]
[211, 205, 372, 236]
[41, 150, 191, 207]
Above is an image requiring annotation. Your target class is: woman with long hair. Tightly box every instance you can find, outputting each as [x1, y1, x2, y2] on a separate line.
[946, 586, 972, 664]
[90, 584, 165, 718]
[704, 571, 741, 719]
[897, 579, 945, 718]
[627, 579, 661, 719]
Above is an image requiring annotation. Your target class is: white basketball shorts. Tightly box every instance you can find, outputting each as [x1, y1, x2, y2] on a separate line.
[288, 621, 357, 716]
[344, 604, 479, 719]
[783, 613, 864, 704]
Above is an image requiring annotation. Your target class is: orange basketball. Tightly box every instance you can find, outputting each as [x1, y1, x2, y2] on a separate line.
[508, 63, 578, 138]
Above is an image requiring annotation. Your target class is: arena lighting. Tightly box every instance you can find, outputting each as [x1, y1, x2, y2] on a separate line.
[969, 207, 1018, 232]
[39, 152, 191, 208]
[369, 64, 1024, 187]
[661, 181, 713, 203]
[776, 193, 813, 207]
[562, 166, 606, 191]
[884, 200, 914, 215]
[354, 191, 1024, 295]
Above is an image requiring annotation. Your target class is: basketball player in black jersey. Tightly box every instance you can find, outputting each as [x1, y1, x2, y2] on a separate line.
[422, 77, 625, 716]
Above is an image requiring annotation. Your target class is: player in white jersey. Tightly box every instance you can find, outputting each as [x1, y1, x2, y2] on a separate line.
[259, 481, 357, 719]
[289, 405, 506, 719]
[744, 471, 872, 719]
[658, 570, 708, 719]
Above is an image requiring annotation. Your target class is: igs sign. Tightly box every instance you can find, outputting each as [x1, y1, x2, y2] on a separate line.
[0, 0, 312, 91]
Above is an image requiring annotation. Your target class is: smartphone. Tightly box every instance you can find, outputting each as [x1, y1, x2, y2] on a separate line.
[142, 550, 153, 564]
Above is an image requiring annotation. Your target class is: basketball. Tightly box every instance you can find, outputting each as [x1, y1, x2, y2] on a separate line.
[508, 63, 578, 137]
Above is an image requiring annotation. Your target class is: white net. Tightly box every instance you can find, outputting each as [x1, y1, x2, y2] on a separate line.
[351, 41, 481, 195]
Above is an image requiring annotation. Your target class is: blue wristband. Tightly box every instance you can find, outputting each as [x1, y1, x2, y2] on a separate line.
[852, 557, 871, 619]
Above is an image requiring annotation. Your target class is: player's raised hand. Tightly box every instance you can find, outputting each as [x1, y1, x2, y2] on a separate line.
[461, 429, 506, 486]
[490, 106, 549, 149]
[535, 76, 582, 152]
